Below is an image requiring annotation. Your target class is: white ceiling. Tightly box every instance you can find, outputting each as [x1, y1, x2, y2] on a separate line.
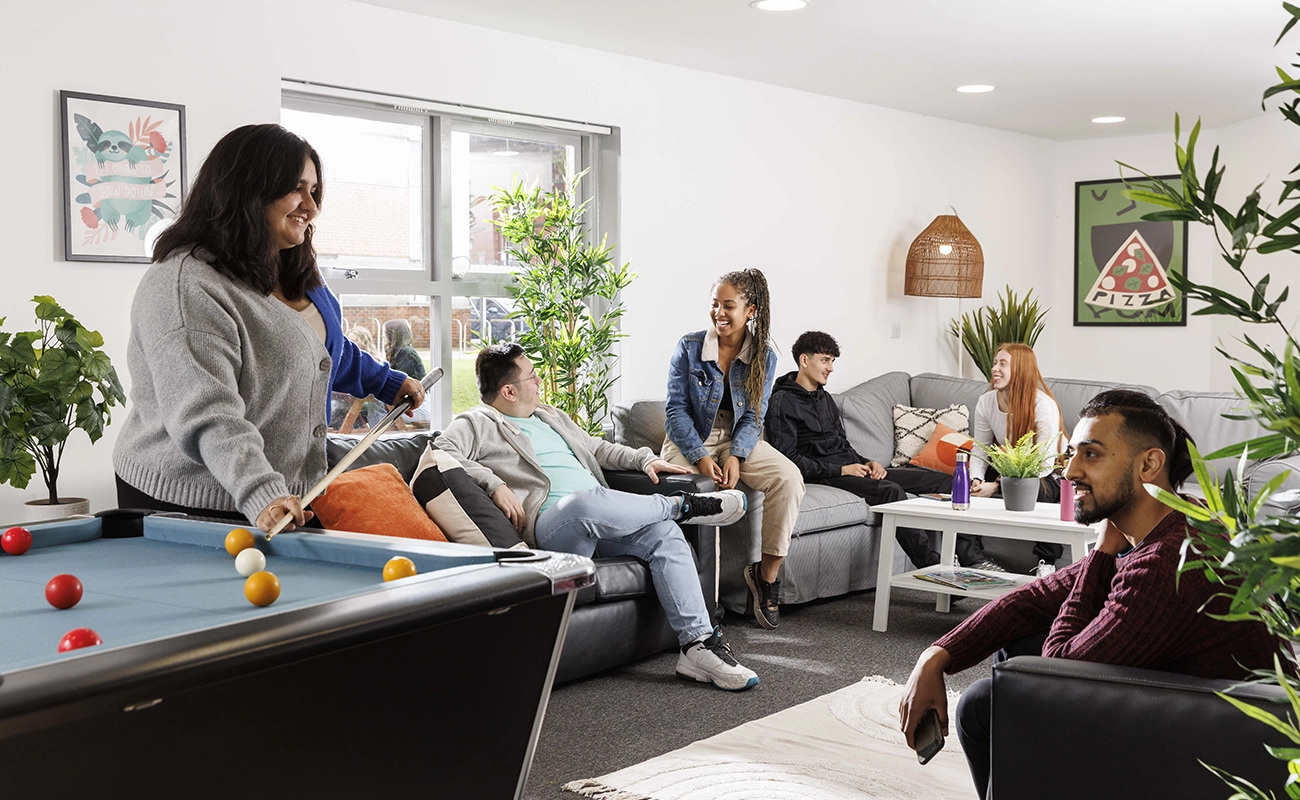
[357, 0, 1286, 141]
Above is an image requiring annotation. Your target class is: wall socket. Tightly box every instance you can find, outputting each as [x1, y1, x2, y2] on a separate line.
[890, 322, 901, 339]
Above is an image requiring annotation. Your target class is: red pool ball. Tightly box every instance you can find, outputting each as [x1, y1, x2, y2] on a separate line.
[2, 526, 32, 555]
[57, 627, 102, 653]
[45, 574, 84, 609]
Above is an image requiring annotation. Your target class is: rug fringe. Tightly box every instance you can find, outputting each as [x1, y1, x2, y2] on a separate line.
[562, 778, 656, 800]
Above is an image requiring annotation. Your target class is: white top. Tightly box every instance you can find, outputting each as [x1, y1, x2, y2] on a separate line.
[298, 301, 327, 343]
[970, 388, 1063, 481]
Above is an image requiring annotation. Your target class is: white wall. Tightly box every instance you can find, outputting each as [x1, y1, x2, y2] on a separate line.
[14, 0, 1296, 521]
[0, 0, 1061, 520]
[1043, 132, 1219, 393]
[1209, 111, 1300, 392]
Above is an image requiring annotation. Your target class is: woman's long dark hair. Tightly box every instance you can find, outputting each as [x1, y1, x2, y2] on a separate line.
[153, 124, 324, 300]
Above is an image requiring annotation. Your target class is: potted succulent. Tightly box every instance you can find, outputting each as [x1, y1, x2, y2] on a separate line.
[973, 432, 1055, 512]
[0, 296, 125, 518]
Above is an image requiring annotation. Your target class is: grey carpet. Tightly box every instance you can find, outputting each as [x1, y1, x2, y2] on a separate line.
[524, 586, 993, 799]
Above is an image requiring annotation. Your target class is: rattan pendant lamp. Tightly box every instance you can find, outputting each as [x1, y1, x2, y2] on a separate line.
[904, 210, 984, 298]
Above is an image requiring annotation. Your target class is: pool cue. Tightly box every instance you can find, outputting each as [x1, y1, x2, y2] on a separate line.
[266, 367, 443, 539]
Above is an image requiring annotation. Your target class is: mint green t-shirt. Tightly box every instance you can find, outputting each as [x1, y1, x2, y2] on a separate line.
[510, 414, 600, 516]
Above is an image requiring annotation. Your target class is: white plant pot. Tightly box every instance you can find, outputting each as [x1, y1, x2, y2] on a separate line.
[25, 497, 90, 522]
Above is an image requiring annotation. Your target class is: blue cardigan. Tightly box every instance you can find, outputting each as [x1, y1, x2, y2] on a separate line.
[307, 284, 408, 421]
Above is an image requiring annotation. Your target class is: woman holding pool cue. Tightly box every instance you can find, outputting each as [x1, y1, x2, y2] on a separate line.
[112, 124, 425, 534]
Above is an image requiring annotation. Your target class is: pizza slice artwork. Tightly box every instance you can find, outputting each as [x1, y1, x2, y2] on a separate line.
[1085, 230, 1176, 310]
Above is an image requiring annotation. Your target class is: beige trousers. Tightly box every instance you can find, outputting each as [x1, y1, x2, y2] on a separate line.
[662, 424, 805, 558]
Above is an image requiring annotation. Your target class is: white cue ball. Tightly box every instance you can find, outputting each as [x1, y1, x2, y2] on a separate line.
[235, 548, 267, 577]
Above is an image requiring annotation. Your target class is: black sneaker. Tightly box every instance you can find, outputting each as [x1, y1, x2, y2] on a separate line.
[743, 562, 781, 629]
[676, 490, 747, 526]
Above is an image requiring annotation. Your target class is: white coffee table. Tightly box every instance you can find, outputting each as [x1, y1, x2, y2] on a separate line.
[871, 496, 1100, 632]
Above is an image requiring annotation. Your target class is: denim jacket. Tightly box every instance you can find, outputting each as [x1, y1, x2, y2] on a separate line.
[665, 328, 779, 464]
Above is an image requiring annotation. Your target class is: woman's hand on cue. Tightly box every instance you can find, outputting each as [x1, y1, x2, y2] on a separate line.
[257, 495, 313, 533]
[394, 376, 427, 417]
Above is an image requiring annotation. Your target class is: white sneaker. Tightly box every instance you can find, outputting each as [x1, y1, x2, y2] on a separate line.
[675, 632, 759, 691]
[677, 490, 747, 527]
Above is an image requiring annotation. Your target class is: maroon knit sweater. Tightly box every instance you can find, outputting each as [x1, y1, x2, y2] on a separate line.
[933, 508, 1283, 679]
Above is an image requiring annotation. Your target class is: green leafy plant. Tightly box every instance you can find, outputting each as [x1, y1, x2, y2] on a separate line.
[972, 431, 1055, 479]
[947, 285, 1049, 381]
[492, 171, 635, 436]
[0, 296, 125, 504]
[1120, 4, 1300, 796]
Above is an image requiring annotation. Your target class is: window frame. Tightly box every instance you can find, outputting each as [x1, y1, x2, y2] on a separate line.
[280, 86, 618, 430]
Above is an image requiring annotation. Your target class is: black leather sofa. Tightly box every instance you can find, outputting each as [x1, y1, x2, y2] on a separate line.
[326, 433, 717, 685]
[992, 656, 1292, 799]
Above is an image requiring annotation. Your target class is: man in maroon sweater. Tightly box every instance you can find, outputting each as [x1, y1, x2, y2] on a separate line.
[898, 390, 1283, 799]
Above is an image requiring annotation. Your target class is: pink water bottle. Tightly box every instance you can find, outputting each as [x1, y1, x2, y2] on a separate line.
[1059, 478, 1075, 521]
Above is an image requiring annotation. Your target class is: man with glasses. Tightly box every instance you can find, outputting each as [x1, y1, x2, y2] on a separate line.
[435, 343, 760, 692]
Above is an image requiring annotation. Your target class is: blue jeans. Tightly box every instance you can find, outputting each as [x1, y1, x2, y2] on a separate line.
[534, 486, 713, 646]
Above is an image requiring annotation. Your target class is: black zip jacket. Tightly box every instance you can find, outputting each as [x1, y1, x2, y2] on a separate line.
[765, 372, 864, 481]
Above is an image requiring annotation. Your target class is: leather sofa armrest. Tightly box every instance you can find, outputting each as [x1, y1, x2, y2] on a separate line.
[602, 470, 719, 619]
[991, 656, 1290, 800]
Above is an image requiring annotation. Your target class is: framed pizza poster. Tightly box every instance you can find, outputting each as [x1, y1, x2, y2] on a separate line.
[1074, 176, 1188, 327]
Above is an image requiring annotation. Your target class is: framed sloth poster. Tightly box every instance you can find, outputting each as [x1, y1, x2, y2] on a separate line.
[60, 90, 186, 263]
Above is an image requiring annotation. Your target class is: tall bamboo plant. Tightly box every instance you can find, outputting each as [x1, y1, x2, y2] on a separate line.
[492, 171, 635, 436]
[1119, 4, 1300, 796]
[948, 285, 1049, 380]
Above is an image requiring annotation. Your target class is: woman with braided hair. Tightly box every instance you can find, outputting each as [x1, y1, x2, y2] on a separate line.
[663, 268, 805, 630]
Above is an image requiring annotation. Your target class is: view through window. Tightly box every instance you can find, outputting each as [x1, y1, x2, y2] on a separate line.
[282, 97, 594, 427]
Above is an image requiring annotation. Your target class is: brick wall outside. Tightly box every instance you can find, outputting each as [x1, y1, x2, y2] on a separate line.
[342, 306, 430, 353]
[314, 181, 412, 259]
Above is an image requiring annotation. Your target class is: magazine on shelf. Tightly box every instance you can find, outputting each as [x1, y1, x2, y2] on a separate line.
[913, 568, 1018, 591]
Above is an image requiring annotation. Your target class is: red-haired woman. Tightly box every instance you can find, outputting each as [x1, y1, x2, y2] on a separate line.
[970, 343, 1067, 565]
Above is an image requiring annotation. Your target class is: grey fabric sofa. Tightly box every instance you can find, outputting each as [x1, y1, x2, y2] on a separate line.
[325, 432, 717, 684]
[612, 371, 1297, 615]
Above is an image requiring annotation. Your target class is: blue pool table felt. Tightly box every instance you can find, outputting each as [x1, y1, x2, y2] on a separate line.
[0, 516, 497, 673]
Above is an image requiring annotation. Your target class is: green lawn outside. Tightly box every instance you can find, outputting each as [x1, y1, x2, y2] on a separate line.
[451, 355, 479, 414]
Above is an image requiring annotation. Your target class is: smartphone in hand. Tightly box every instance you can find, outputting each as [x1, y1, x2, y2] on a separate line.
[915, 707, 945, 765]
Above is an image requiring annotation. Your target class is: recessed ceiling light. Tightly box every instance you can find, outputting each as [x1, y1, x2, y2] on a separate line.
[750, 0, 808, 10]
[956, 85, 995, 94]
[1092, 116, 1126, 124]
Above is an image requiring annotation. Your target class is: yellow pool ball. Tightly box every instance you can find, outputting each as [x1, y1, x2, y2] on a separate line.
[244, 571, 281, 607]
[383, 557, 417, 582]
[225, 527, 256, 556]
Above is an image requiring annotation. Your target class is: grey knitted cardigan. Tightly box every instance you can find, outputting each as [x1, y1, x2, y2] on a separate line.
[112, 252, 379, 522]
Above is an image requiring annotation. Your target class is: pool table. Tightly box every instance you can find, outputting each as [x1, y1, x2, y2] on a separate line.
[0, 510, 593, 799]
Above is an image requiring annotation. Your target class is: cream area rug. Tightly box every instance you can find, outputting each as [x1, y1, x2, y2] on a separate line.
[562, 676, 975, 800]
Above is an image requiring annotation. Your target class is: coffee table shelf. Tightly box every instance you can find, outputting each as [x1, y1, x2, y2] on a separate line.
[892, 567, 1036, 600]
[871, 496, 1099, 632]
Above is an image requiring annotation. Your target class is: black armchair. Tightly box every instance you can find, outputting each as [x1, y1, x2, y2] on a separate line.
[992, 656, 1291, 799]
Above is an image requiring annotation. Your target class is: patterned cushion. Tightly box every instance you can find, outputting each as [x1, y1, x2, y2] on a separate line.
[410, 445, 524, 548]
[891, 403, 969, 467]
[910, 421, 975, 474]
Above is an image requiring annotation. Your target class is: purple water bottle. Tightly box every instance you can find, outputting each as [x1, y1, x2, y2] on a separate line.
[1059, 478, 1075, 521]
[952, 452, 971, 511]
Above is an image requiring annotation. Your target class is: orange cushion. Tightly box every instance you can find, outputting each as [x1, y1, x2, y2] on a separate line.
[311, 463, 447, 542]
[909, 422, 975, 475]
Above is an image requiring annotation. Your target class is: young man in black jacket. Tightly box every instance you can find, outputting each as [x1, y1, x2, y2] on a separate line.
[764, 331, 1001, 571]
